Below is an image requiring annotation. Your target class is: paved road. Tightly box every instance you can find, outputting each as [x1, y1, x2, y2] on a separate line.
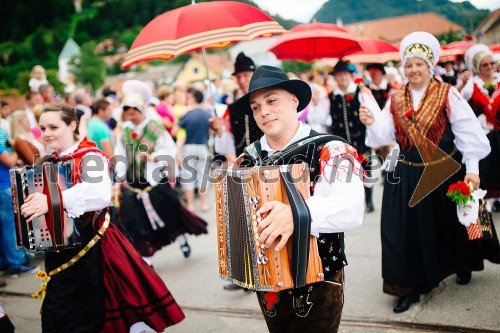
[1, 183, 499, 332]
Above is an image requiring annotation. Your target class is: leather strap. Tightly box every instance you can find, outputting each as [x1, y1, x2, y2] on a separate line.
[42, 163, 65, 251]
[279, 166, 311, 288]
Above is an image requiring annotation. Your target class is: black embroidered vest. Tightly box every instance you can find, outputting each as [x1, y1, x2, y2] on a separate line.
[370, 86, 390, 110]
[328, 87, 368, 154]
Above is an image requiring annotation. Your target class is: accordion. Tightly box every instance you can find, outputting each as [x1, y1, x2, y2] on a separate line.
[215, 163, 324, 292]
[10, 162, 81, 253]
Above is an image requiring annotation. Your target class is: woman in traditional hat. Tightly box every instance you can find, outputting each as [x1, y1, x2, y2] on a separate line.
[359, 32, 493, 313]
[461, 44, 500, 213]
[113, 92, 208, 261]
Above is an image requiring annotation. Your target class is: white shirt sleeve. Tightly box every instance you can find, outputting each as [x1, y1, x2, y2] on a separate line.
[448, 87, 491, 174]
[62, 153, 112, 218]
[147, 131, 177, 183]
[305, 141, 364, 237]
[113, 133, 127, 181]
[460, 77, 474, 101]
[365, 98, 396, 147]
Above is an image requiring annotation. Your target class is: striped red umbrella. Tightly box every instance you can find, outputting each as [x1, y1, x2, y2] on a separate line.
[267, 23, 362, 62]
[122, 1, 285, 69]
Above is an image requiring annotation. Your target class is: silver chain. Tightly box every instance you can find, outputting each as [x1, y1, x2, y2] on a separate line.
[342, 96, 351, 144]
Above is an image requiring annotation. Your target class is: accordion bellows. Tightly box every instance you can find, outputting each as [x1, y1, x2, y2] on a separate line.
[215, 163, 324, 292]
[10, 163, 81, 253]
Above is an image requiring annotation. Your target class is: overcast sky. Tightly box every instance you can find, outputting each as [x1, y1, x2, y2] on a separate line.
[251, 0, 499, 23]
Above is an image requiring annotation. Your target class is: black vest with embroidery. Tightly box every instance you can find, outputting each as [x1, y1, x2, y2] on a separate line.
[242, 131, 348, 279]
[328, 87, 368, 154]
[370, 86, 390, 110]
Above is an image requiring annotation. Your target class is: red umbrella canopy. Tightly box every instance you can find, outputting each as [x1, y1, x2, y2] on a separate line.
[489, 44, 500, 53]
[290, 22, 348, 33]
[344, 38, 399, 64]
[267, 23, 362, 62]
[442, 41, 476, 51]
[122, 1, 286, 69]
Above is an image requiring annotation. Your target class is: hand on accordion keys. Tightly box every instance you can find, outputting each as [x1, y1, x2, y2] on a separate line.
[256, 201, 294, 252]
[21, 193, 49, 222]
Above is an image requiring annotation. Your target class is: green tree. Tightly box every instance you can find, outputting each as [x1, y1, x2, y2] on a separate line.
[69, 41, 106, 92]
[281, 61, 313, 75]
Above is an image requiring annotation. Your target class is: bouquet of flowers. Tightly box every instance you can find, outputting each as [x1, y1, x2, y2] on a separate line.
[446, 181, 491, 240]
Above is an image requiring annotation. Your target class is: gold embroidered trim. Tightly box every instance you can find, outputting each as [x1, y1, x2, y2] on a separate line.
[404, 43, 434, 65]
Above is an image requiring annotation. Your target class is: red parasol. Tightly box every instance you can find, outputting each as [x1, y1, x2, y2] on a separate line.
[490, 44, 500, 53]
[442, 41, 476, 52]
[122, 1, 285, 69]
[267, 23, 362, 62]
[344, 38, 399, 64]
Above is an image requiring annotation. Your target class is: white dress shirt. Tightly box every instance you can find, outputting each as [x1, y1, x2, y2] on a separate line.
[366, 85, 491, 174]
[114, 118, 177, 186]
[260, 123, 364, 237]
[60, 140, 112, 218]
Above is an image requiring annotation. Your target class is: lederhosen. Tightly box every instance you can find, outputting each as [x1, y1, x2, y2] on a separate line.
[242, 131, 349, 332]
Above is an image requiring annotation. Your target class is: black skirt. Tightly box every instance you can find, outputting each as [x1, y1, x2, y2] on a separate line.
[381, 151, 485, 297]
[120, 182, 208, 257]
[42, 224, 105, 333]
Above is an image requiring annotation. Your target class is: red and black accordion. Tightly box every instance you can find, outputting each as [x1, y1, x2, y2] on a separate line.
[10, 162, 81, 253]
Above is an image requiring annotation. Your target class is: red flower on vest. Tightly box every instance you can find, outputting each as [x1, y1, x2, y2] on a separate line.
[345, 94, 354, 102]
[405, 109, 416, 122]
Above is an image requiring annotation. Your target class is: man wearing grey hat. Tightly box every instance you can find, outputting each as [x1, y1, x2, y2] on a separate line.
[231, 65, 364, 332]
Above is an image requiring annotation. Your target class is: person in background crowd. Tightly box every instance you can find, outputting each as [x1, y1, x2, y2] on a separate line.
[329, 60, 380, 213]
[0, 126, 39, 278]
[24, 91, 42, 136]
[155, 86, 175, 135]
[440, 61, 458, 86]
[10, 110, 44, 165]
[0, 101, 11, 136]
[39, 84, 57, 103]
[367, 63, 391, 110]
[28, 65, 48, 93]
[360, 31, 494, 313]
[73, 87, 93, 122]
[462, 44, 500, 214]
[87, 98, 114, 158]
[177, 88, 212, 212]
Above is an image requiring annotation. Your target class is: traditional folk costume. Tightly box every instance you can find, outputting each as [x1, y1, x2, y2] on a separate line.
[232, 66, 364, 332]
[367, 64, 391, 110]
[329, 60, 381, 212]
[462, 44, 500, 200]
[114, 93, 207, 258]
[40, 138, 184, 333]
[366, 32, 494, 301]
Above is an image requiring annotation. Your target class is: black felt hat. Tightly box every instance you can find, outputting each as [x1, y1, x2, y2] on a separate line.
[366, 63, 386, 74]
[231, 65, 311, 115]
[232, 52, 256, 75]
[330, 60, 350, 75]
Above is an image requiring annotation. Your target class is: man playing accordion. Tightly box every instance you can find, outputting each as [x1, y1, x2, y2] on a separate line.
[230, 66, 364, 332]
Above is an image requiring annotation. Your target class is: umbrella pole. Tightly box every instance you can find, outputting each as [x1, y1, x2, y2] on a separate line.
[201, 47, 216, 115]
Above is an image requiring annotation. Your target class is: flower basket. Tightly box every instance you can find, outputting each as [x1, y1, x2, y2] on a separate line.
[446, 181, 492, 240]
